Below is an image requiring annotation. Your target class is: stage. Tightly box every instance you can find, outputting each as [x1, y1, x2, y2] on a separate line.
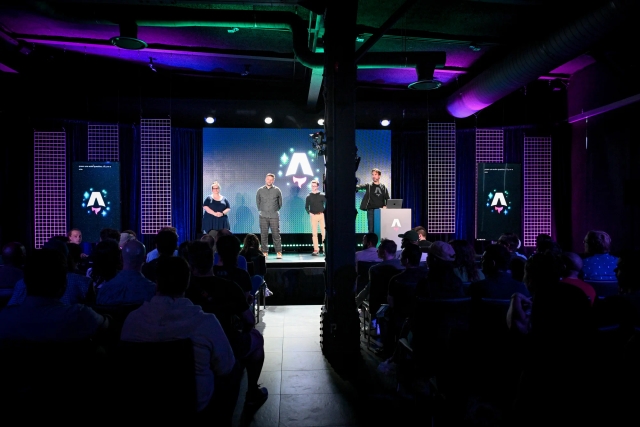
[261, 253, 326, 305]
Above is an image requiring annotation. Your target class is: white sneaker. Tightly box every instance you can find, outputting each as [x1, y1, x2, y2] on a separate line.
[264, 287, 274, 297]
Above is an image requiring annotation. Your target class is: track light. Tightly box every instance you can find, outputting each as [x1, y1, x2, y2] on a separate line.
[264, 117, 273, 124]
[380, 119, 391, 127]
[205, 117, 215, 124]
[317, 118, 324, 126]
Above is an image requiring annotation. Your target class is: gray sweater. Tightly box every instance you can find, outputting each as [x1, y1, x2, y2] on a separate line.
[256, 185, 282, 218]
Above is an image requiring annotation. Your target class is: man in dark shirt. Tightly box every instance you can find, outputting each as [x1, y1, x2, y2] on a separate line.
[256, 173, 283, 258]
[469, 243, 530, 300]
[356, 168, 390, 233]
[305, 179, 326, 256]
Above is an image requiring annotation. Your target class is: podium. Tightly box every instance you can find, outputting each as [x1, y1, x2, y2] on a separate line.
[374, 208, 412, 250]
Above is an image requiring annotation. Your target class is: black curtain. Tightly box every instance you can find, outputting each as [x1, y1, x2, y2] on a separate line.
[391, 131, 428, 231]
[171, 127, 203, 243]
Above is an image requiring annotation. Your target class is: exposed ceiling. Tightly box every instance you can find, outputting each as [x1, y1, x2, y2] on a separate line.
[1, 0, 639, 128]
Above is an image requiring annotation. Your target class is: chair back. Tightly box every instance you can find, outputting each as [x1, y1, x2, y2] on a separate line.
[584, 280, 619, 298]
[251, 254, 267, 277]
[112, 338, 198, 416]
[355, 261, 378, 293]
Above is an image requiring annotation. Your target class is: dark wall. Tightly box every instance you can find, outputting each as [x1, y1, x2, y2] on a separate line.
[568, 62, 640, 254]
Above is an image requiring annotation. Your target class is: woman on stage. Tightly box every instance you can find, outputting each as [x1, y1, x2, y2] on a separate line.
[202, 181, 231, 234]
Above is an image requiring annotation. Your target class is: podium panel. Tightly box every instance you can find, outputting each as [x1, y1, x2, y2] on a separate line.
[374, 209, 412, 250]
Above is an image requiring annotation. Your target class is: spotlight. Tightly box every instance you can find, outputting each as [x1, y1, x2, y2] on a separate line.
[317, 118, 324, 126]
[380, 119, 391, 127]
[264, 117, 273, 124]
[205, 117, 215, 124]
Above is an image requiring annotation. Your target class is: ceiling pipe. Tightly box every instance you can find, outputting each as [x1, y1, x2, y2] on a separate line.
[48, 5, 445, 71]
[446, 0, 640, 118]
[134, 10, 445, 70]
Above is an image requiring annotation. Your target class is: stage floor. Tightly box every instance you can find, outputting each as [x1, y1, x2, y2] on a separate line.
[264, 252, 326, 268]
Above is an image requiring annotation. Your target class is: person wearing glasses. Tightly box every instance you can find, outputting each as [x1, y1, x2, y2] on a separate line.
[203, 181, 231, 235]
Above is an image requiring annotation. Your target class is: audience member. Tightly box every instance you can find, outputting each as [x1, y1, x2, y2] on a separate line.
[146, 226, 180, 262]
[9, 238, 93, 306]
[497, 232, 527, 261]
[0, 242, 26, 304]
[582, 230, 618, 280]
[449, 239, 484, 283]
[88, 239, 122, 295]
[396, 229, 428, 263]
[214, 234, 253, 305]
[560, 252, 596, 306]
[96, 240, 155, 306]
[240, 233, 264, 260]
[100, 228, 121, 242]
[356, 232, 379, 263]
[185, 240, 268, 413]
[0, 249, 109, 341]
[142, 227, 179, 283]
[416, 241, 464, 299]
[120, 256, 236, 415]
[118, 230, 136, 248]
[412, 226, 432, 249]
[468, 243, 529, 300]
[355, 238, 404, 316]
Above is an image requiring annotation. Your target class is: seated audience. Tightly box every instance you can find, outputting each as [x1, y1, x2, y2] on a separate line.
[240, 233, 264, 261]
[468, 243, 529, 300]
[185, 240, 268, 412]
[213, 229, 248, 271]
[0, 248, 109, 341]
[142, 227, 179, 283]
[9, 238, 92, 306]
[120, 256, 237, 415]
[214, 234, 253, 305]
[497, 232, 527, 261]
[118, 230, 137, 248]
[412, 225, 433, 249]
[416, 241, 464, 299]
[88, 238, 121, 295]
[0, 242, 26, 304]
[560, 252, 596, 306]
[146, 226, 180, 262]
[582, 230, 618, 281]
[598, 250, 640, 332]
[449, 239, 484, 283]
[356, 232, 379, 263]
[355, 238, 404, 316]
[396, 229, 428, 263]
[96, 239, 155, 306]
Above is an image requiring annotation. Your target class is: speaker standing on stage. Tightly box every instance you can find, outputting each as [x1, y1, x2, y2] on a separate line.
[202, 181, 230, 234]
[305, 179, 326, 256]
[256, 173, 283, 259]
[356, 168, 389, 233]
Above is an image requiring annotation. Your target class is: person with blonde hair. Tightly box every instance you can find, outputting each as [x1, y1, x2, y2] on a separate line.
[203, 181, 231, 234]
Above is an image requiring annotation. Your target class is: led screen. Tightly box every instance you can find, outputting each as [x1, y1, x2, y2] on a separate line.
[71, 162, 121, 243]
[476, 163, 522, 241]
[202, 128, 391, 234]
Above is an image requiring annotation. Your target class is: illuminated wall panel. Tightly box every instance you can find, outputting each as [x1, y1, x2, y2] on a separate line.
[141, 118, 172, 235]
[428, 123, 456, 234]
[34, 131, 67, 248]
[523, 136, 552, 247]
[88, 124, 119, 161]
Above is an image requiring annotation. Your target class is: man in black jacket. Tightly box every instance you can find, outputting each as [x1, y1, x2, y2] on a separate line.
[356, 168, 390, 233]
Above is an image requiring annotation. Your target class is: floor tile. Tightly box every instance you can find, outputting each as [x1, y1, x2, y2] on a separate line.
[262, 351, 283, 372]
[281, 351, 331, 371]
[261, 324, 285, 338]
[281, 370, 355, 395]
[257, 370, 282, 395]
[282, 324, 321, 337]
[263, 337, 283, 352]
[279, 393, 359, 427]
[282, 336, 321, 352]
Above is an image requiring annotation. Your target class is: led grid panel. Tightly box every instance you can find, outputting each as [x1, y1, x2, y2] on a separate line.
[475, 129, 504, 239]
[140, 118, 172, 235]
[428, 123, 456, 234]
[88, 124, 119, 161]
[34, 131, 67, 249]
[523, 136, 552, 247]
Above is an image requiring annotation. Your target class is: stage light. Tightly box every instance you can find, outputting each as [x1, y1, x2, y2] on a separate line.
[264, 117, 273, 124]
[204, 116, 215, 124]
[317, 118, 324, 126]
[380, 119, 391, 127]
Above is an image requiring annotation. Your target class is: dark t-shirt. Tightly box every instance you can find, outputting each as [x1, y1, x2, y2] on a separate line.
[186, 275, 249, 339]
[213, 266, 252, 293]
[368, 184, 386, 209]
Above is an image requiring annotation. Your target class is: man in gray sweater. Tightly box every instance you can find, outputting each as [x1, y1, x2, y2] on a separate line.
[256, 173, 283, 258]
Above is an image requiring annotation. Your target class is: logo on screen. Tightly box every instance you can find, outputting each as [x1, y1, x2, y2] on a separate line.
[282, 152, 315, 188]
[82, 189, 111, 216]
[486, 190, 511, 214]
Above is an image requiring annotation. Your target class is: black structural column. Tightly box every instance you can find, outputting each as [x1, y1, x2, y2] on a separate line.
[323, 0, 358, 301]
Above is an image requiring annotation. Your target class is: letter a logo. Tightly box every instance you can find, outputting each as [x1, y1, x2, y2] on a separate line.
[88, 191, 106, 214]
[391, 218, 401, 231]
[491, 192, 507, 214]
[285, 153, 314, 187]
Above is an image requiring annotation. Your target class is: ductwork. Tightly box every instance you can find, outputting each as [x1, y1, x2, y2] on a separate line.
[133, 10, 445, 70]
[446, 0, 639, 118]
